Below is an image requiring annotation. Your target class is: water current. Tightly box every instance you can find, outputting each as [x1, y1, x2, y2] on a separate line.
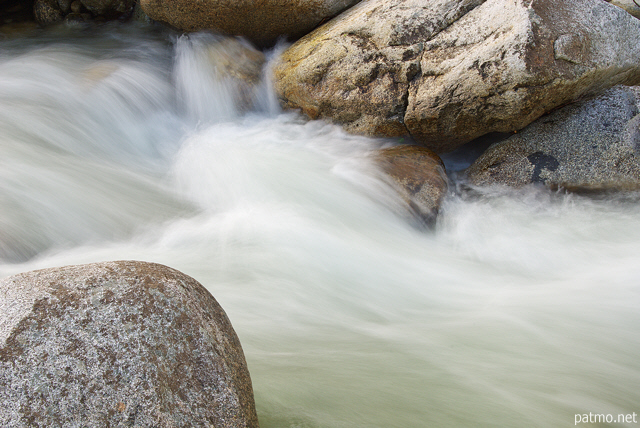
[0, 24, 639, 427]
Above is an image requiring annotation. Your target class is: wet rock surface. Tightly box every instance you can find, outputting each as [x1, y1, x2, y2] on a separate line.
[465, 85, 640, 191]
[374, 144, 448, 227]
[274, 0, 640, 153]
[0, 260, 259, 428]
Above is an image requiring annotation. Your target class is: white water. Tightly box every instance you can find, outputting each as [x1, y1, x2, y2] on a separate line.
[1, 25, 639, 427]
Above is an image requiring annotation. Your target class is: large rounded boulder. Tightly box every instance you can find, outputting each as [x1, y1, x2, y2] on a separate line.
[274, 0, 640, 153]
[465, 85, 640, 191]
[139, 0, 361, 47]
[0, 260, 259, 427]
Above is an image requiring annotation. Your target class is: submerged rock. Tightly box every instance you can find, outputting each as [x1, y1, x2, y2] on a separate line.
[139, 0, 361, 47]
[174, 33, 266, 121]
[374, 145, 448, 227]
[274, 0, 640, 153]
[0, 260, 259, 428]
[465, 86, 640, 191]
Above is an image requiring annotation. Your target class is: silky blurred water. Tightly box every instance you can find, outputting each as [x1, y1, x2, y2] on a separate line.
[1, 24, 639, 427]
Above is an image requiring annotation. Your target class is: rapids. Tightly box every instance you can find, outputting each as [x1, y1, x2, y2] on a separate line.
[0, 24, 639, 427]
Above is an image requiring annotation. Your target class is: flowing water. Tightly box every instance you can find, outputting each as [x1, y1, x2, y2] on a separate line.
[1, 24, 639, 428]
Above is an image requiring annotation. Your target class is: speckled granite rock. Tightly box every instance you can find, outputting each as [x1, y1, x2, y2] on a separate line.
[374, 145, 448, 227]
[0, 260, 259, 428]
[34, 0, 65, 25]
[465, 86, 640, 191]
[274, 0, 640, 153]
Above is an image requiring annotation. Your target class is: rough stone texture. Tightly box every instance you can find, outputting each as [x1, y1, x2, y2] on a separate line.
[607, 0, 640, 19]
[0, 260, 259, 428]
[132, 2, 153, 24]
[274, 0, 640, 153]
[139, 0, 361, 47]
[80, 0, 134, 17]
[465, 85, 640, 191]
[34, 0, 64, 25]
[34, 0, 134, 24]
[58, 0, 72, 13]
[373, 145, 448, 227]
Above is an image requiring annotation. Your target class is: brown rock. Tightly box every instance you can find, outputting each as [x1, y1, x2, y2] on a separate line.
[374, 145, 448, 227]
[139, 0, 361, 47]
[0, 261, 259, 428]
[80, 0, 135, 17]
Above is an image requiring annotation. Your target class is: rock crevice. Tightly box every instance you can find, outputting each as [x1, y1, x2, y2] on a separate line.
[274, 0, 640, 153]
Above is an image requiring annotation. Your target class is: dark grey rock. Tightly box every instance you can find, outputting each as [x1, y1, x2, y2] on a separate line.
[465, 85, 640, 191]
[132, 2, 154, 24]
[80, 0, 135, 17]
[0, 260, 259, 428]
[58, 0, 72, 13]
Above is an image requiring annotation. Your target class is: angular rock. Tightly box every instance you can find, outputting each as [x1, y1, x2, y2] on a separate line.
[274, 0, 640, 153]
[139, 0, 361, 47]
[374, 145, 448, 227]
[0, 261, 259, 428]
[465, 85, 640, 191]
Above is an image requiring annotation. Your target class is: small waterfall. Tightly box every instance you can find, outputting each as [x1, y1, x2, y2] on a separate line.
[173, 32, 278, 125]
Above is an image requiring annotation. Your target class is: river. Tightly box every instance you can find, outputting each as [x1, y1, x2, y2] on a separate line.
[0, 23, 639, 427]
